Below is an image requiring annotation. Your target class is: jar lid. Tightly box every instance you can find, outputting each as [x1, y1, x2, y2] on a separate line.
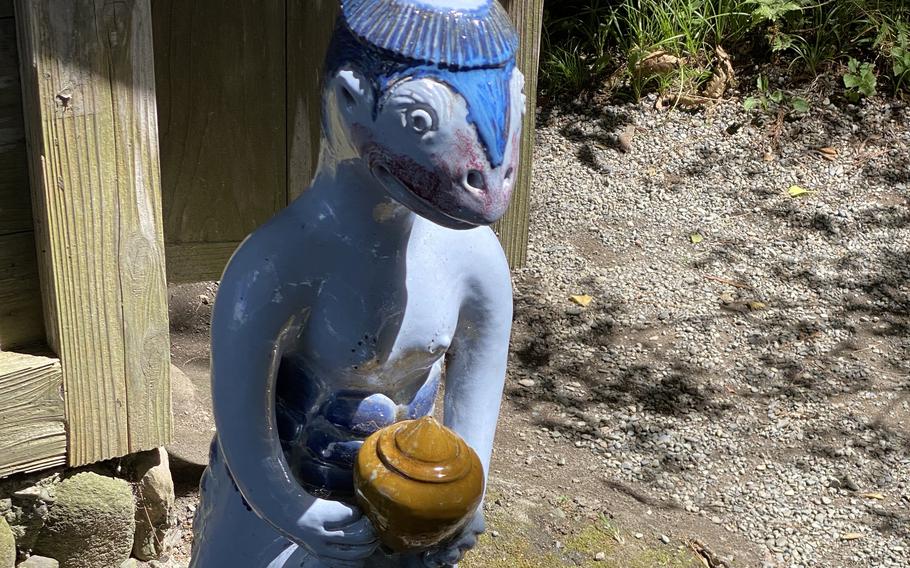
[377, 416, 474, 483]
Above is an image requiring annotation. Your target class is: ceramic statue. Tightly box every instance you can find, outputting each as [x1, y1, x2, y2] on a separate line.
[189, 0, 524, 566]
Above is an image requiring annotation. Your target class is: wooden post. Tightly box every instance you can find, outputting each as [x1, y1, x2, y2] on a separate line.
[15, 0, 171, 465]
[495, 0, 544, 268]
[287, 0, 338, 201]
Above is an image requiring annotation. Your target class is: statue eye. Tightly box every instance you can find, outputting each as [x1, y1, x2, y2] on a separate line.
[407, 107, 436, 134]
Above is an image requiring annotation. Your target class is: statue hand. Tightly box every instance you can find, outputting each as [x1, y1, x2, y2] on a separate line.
[296, 499, 379, 568]
[420, 510, 485, 568]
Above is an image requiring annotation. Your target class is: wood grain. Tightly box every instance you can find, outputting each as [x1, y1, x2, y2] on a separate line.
[165, 241, 240, 283]
[494, 0, 544, 268]
[0, 232, 44, 349]
[287, 0, 337, 200]
[0, 350, 66, 478]
[16, 0, 171, 465]
[0, 17, 31, 235]
[153, 0, 287, 251]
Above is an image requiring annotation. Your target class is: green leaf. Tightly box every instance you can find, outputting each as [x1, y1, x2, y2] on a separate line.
[772, 33, 794, 52]
[743, 96, 761, 111]
[788, 185, 809, 198]
[690, 232, 704, 244]
[769, 90, 785, 104]
[757, 74, 769, 92]
[843, 74, 860, 88]
[791, 97, 810, 113]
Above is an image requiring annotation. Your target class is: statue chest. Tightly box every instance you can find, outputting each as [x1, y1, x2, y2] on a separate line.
[289, 239, 463, 393]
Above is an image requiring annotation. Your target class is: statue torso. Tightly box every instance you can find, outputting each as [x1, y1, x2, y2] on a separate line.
[269, 187, 497, 500]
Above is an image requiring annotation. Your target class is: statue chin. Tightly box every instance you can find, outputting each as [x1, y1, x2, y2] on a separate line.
[371, 164, 504, 230]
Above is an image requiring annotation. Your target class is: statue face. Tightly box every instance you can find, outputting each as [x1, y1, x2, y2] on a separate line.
[333, 67, 525, 230]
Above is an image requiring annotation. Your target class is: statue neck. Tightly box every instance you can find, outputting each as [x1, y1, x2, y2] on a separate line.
[309, 150, 417, 243]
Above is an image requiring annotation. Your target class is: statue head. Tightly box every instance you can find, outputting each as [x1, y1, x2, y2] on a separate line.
[322, 0, 525, 229]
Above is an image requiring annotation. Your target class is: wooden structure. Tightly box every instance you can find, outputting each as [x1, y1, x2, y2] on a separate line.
[157, 0, 544, 281]
[0, 0, 542, 479]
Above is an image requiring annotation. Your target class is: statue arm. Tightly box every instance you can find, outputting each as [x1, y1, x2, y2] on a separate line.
[443, 250, 513, 478]
[424, 247, 511, 567]
[210, 210, 376, 562]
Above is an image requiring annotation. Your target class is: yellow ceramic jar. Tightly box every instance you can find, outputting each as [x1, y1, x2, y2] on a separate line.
[353, 416, 484, 552]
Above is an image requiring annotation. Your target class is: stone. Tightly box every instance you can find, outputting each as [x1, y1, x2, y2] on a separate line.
[33, 472, 135, 568]
[0, 517, 14, 568]
[7, 481, 57, 555]
[119, 559, 139, 568]
[18, 556, 59, 568]
[129, 448, 176, 561]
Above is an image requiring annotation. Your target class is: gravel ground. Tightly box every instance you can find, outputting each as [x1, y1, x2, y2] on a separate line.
[507, 96, 909, 568]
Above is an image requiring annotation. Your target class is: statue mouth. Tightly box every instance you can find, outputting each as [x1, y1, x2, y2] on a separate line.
[371, 163, 484, 230]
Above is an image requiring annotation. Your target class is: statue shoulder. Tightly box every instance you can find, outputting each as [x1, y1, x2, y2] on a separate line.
[441, 226, 512, 306]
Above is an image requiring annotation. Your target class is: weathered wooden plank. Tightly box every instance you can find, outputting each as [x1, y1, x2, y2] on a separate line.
[165, 241, 239, 283]
[153, 0, 287, 251]
[0, 350, 66, 478]
[0, 17, 31, 235]
[16, 0, 171, 465]
[494, 0, 544, 268]
[0, 231, 44, 349]
[287, 0, 337, 200]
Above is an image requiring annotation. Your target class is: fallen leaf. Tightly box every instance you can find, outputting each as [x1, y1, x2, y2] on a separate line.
[690, 232, 704, 244]
[703, 45, 735, 99]
[841, 532, 864, 541]
[569, 295, 593, 307]
[788, 185, 809, 198]
[815, 146, 838, 161]
[860, 492, 885, 500]
[617, 125, 635, 153]
[719, 292, 735, 304]
[636, 51, 683, 76]
[763, 151, 775, 162]
[747, 300, 766, 311]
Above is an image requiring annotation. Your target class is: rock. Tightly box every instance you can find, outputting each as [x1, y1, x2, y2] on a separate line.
[34, 472, 136, 568]
[0, 517, 14, 568]
[119, 560, 139, 568]
[18, 556, 59, 568]
[8, 481, 57, 555]
[129, 449, 176, 561]
[594, 551, 606, 561]
[518, 378, 536, 388]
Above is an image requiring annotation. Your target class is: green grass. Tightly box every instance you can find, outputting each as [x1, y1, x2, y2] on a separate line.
[539, 0, 910, 100]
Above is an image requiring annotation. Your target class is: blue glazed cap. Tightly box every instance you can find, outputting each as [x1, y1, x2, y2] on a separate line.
[341, 0, 518, 69]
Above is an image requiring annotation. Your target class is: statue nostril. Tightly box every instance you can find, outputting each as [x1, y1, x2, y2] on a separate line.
[465, 170, 486, 192]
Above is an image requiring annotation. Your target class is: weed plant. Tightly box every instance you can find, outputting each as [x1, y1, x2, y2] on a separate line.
[540, 0, 910, 100]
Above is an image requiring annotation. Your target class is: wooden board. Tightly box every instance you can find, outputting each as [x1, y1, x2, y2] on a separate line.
[0, 231, 44, 349]
[494, 0, 544, 268]
[16, 0, 172, 465]
[287, 0, 337, 200]
[0, 17, 31, 235]
[0, 350, 66, 478]
[165, 241, 238, 283]
[153, 0, 287, 252]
